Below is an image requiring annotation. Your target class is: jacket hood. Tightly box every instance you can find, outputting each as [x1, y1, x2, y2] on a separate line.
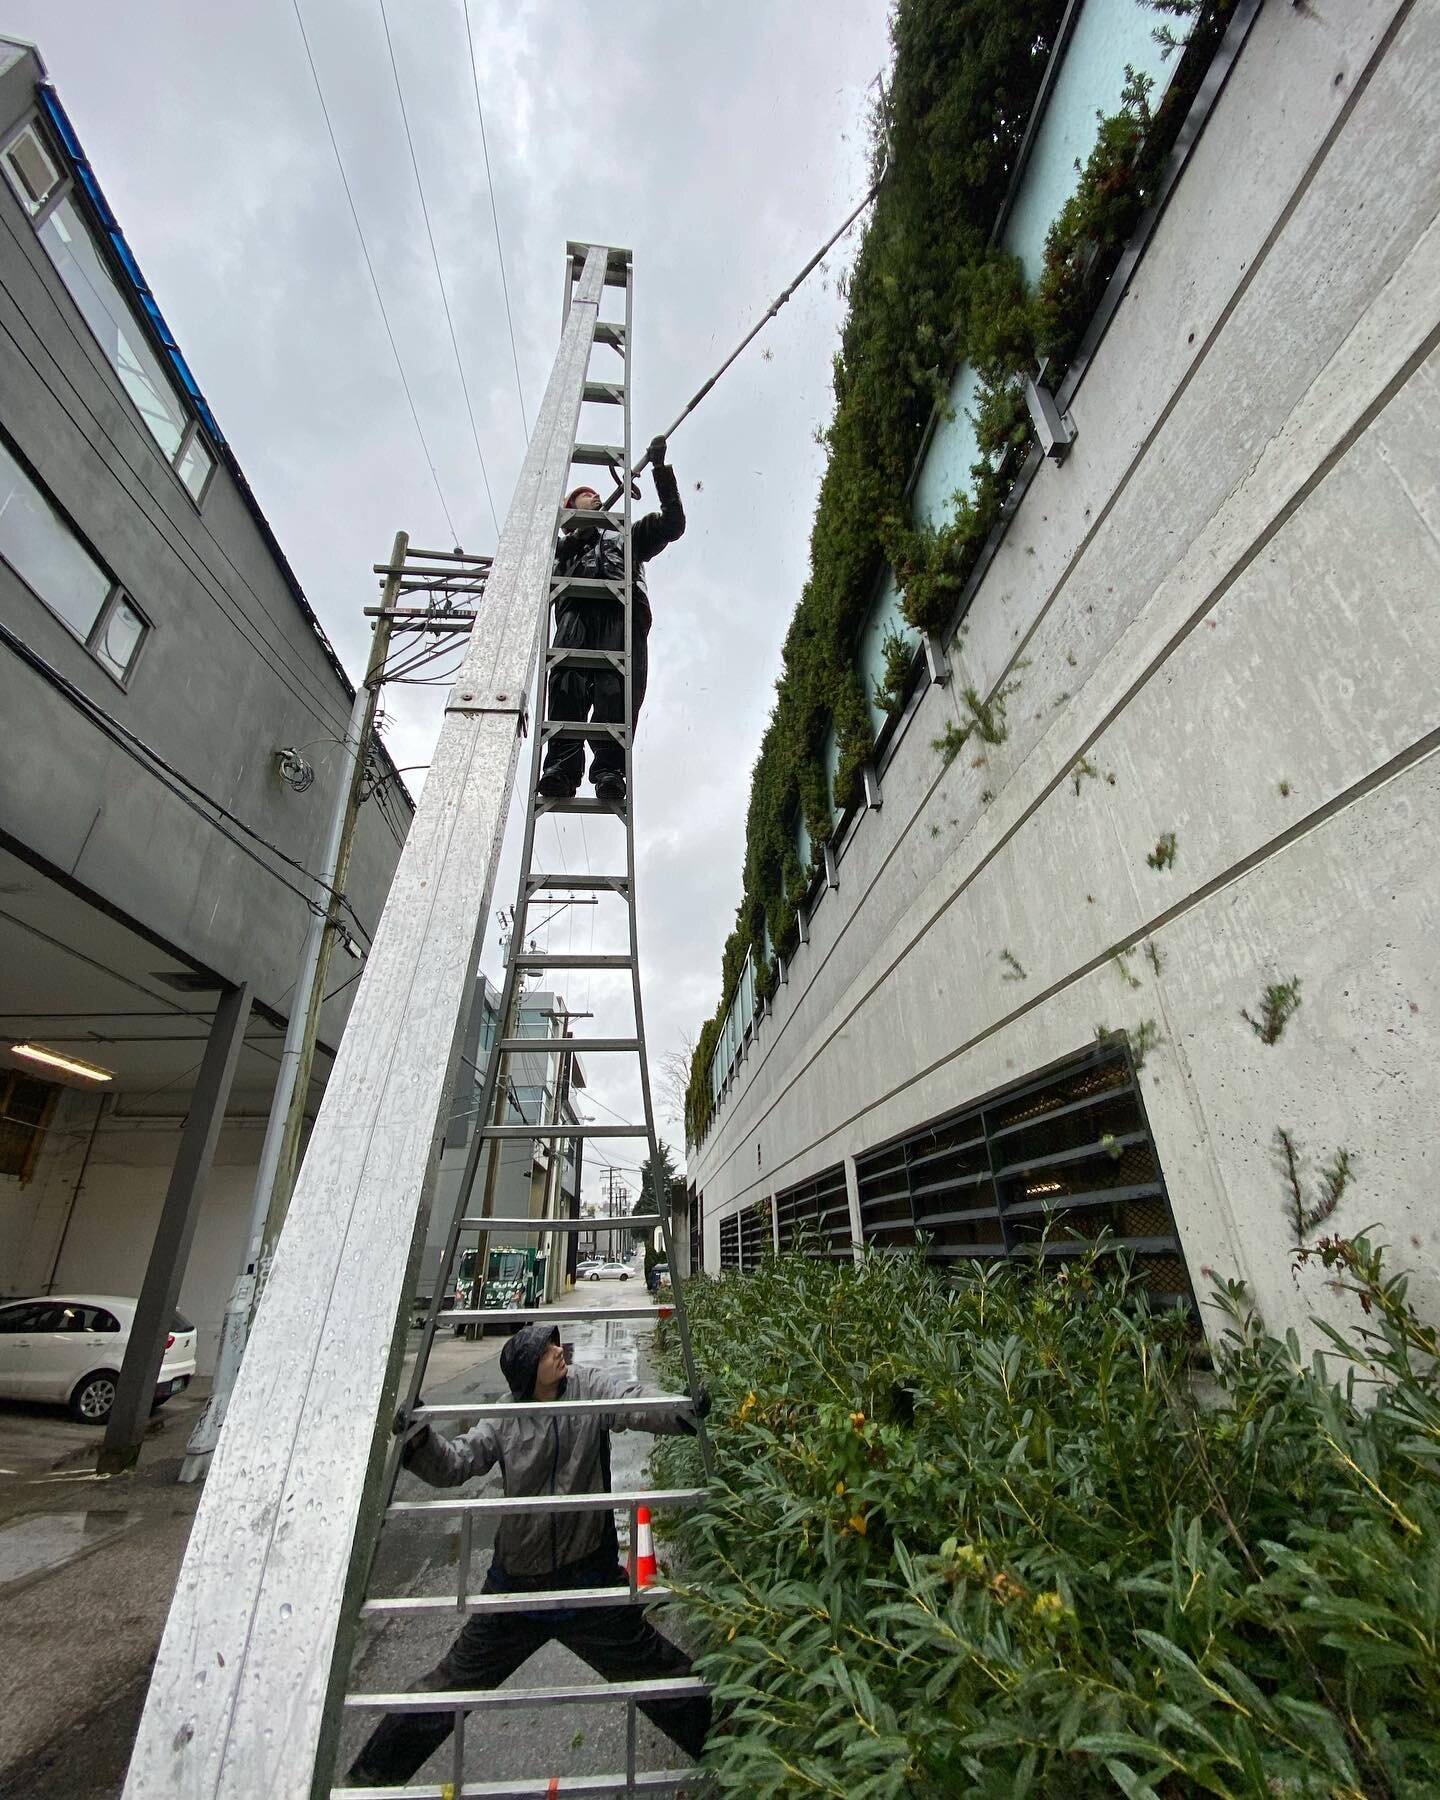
[500, 1323, 561, 1400]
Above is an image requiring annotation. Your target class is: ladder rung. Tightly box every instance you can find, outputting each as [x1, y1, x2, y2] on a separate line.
[511, 952, 632, 970]
[363, 1583, 671, 1618]
[496, 1035, 637, 1051]
[416, 1395, 690, 1422]
[459, 1213, 659, 1230]
[540, 721, 629, 741]
[480, 1121, 644, 1139]
[560, 505, 625, 529]
[535, 794, 625, 816]
[593, 321, 627, 346]
[572, 442, 624, 466]
[333, 1773, 698, 1798]
[387, 1488, 705, 1518]
[345, 1676, 707, 1714]
[523, 873, 628, 892]
[551, 575, 625, 600]
[545, 646, 627, 668]
[582, 380, 626, 404]
[439, 1305, 667, 1325]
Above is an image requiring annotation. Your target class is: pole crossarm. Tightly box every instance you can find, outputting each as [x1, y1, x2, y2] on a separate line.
[123, 245, 613, 1800]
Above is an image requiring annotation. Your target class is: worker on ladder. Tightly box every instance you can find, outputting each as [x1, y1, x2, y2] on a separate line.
[346, 1323, 712, 1786]
[536, 435, 686, 806]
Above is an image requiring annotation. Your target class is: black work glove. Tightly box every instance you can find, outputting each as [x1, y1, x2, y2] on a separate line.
[676, 1385, 712, 1435]
[646, 434, 668, 470]
[393, 1397, 432, 1468]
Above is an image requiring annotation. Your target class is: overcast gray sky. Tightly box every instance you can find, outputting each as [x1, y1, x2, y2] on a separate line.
[11, 0, 891, 1195]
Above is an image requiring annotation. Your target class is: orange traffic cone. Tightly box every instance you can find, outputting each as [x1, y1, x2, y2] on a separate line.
[631, 1505, 658, 1588]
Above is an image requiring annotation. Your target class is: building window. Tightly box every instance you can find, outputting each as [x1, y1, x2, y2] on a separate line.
[38, 196, 188, 458]
[854, 1040, 1196, 1314]
[0, 437, 150, 682]
[0, 1070, 59, 1181]
[1, 121, 62, 216]
[16, 153, 217, 504]
[174, 423, 215, 503]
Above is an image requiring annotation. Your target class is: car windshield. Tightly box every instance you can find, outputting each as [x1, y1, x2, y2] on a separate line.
[171, 1310, 194, 1332]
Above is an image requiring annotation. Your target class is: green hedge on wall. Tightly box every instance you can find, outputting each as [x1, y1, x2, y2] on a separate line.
[686, 0, 1233, 1146]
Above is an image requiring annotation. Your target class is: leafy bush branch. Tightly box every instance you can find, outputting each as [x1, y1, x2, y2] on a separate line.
[656, 1237, 1440, 1795]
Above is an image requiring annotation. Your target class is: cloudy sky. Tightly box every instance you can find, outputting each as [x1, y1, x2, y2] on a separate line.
[12, 0, 892, 1196]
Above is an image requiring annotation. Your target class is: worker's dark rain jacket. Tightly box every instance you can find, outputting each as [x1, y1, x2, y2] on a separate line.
[403, 1322, 694, 1583]
[555, 464, 686, 621]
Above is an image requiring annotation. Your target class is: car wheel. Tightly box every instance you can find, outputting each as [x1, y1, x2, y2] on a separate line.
[619, 1273, 629, 1280]
[70, 1371, 118, 1424]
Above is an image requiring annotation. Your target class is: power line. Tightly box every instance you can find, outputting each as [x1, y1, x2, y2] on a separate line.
[463, 0, 529, 443]
[290, 0, 462, 547]
[378, 0, 501, 539]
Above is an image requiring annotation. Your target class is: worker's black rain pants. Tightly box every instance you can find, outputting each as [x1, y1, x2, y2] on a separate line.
[539, 600, 650, 790]
[346, 1549, 709, 1785]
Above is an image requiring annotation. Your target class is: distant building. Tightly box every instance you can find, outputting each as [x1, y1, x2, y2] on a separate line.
[418, 978, 587, 1303]
[0, 38, 410, 1371]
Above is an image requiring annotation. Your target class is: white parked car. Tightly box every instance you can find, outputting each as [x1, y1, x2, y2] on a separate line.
[0, 1295, 198, 1424]
[585, 1261, 632, 1281]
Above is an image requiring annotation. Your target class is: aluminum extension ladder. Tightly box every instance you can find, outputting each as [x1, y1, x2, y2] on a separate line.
[334, 243, 714, 1799]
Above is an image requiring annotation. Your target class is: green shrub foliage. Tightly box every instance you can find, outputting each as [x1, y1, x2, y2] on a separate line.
[686, 3, 1236, 1143]
[656, 1243, 1440, 1795]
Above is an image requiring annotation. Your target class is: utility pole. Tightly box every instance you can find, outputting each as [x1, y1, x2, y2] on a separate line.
[180, 531, 407, 1483]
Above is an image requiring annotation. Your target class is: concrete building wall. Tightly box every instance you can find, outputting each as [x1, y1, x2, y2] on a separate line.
[0, 48, 407, 1032]
[690, 0, 1439, 1345]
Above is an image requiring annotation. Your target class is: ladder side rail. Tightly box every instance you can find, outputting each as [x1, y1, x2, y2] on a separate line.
[123, 245, 615, 1800]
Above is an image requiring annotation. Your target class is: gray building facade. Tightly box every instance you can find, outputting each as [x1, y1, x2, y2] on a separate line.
[0, 38, 411, 1371]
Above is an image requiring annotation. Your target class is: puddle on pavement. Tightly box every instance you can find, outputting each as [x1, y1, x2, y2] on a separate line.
[0, 1508, 141, 1586]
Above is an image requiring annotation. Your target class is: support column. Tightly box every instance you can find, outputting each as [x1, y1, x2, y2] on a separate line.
[98, 981, 252, 1475]
[843, 1153, 864, 1266]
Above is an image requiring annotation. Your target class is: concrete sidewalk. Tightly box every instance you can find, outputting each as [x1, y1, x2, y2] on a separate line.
[0, 1284, 673, 1797]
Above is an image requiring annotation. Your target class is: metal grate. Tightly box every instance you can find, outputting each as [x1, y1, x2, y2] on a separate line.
[738, 1199, 771, 1270]
[689, 1185, 702, 1278]
[719, 1212, 740, 1271]
[774, 1163, 852, 1260]
[853, 1041, 1196, 1313]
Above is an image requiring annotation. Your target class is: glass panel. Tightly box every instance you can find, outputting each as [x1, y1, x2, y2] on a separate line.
[37, 197, 186, 458]
[175, 429, 214, 500]
[0, 438, 112, 638]
[93, 593, 146, 681]
[3, 123, 62, 216]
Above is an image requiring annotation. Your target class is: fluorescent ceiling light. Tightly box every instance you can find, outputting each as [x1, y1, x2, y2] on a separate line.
[10, 1043, 114, 1082]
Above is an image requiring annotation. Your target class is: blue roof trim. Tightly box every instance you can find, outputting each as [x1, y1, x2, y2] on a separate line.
[38, 84, 225, 447]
